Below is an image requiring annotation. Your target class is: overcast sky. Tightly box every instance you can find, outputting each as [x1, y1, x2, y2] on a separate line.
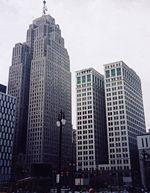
[0, 0, 150, 129]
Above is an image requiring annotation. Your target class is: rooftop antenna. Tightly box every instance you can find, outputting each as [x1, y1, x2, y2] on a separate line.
[43, 0, 48, 15]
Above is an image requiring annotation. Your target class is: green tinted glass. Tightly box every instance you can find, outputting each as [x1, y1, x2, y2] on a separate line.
[82, 76, 86, 83]
[106, 70, 110, 78]
[77, 77, 81, 84]
[87, 75, 91, 82]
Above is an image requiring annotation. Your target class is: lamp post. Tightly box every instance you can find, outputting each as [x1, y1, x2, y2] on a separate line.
[56, 110, 66, 193]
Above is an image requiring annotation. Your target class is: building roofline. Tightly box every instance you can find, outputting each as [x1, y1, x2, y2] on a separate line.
[76, 67, 104, 77]
[103, 60, 123, 66]
[137, 133, 150, 137]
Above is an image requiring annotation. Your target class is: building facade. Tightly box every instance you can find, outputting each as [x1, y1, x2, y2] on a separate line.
[76, 68, 108, 171]
[104, 61, 146, 184]
[0, 86, 16, 186]
[137, 134, 150, 190]
[8, 3, 72, 173]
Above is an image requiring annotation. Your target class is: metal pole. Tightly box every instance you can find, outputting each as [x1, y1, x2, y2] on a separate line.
[71, 131, 75, 193]
[57, 113, 63, 193]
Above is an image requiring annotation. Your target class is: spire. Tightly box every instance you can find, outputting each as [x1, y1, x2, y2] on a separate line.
[43, 0, 48, 15]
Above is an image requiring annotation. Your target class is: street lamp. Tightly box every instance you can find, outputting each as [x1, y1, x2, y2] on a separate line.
[56, 110, 66, 193]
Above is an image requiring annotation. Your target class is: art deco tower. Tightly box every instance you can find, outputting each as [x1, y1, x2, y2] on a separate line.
[8, 1, 72, 172]
[26, 4, 72, 170]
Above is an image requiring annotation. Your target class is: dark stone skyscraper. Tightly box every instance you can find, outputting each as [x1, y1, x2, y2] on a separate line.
[8, 43, 31, 161]
[26, 14, 72, 170]
[8, 2, 72, 174]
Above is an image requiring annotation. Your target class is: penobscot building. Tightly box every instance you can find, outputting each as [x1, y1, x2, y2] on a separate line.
[76, 68, 108, 171]
[8, 2, 72, 173]
[104, 61, 146, 184]
[26, 14, 72, 170]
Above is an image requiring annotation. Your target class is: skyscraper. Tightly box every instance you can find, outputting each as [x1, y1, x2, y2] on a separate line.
[8, 1, 72, 173]
[0, 85, 16, 187]
[104, 61, 146, 184]
[76, 68, 108, 171]
[8, 43, 30, 158]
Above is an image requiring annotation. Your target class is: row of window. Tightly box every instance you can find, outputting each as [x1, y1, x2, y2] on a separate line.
[77, 83, 92, 88]
[105, 68, 122, 78]
[78, 161, 94, 166]
[110, 159, 129, 164]
[105, 63, 121, 70]
[0, 167, 11, 175]
[110, 147, 128, 153]
[108, 126, 126, 131]
[78, 145, 94, 150]
[105, 76, 122, 82]
[77, 88, 92, 93]
[106, 91, 123, 96]
[107, 105, 124, 111]
[110, 153, 128, 158]
[0, 152, 12, 160]
[109, 142, 127, 147]
[78, 156, 94, 160]
[77, 75, 91, 84]
[78, 135, 94, 140]
[78, 150, 94, 155]
[108, 120, 126, 126]
[78, 130, 93, 134]
[78, 140, 93, 145]
[77, 125, 93, 129]
[106, 81, 122, 87]
[109, 131, 126, 136]
[109, 137, 127, 142]
[0, 94, 15, 103]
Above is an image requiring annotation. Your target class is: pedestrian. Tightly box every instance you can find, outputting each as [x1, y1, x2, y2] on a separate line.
[88, 188, 94, 193]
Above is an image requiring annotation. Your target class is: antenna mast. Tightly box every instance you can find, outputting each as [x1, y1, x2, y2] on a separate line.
[43, 0, 48, 15]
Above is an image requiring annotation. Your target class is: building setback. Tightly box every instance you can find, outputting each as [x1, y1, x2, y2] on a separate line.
[0, 87, 16, 186]
[104, 61, 146, 184]
[76, 68, 108, 171]
[8, 2, 72, 173]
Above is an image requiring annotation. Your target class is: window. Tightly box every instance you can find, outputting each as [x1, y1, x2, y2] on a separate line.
[77, 77, 81, 84]
[111, 69, 115, 77]
[87, 75, 91, 82]
[145, 138, 148, 147]
[82, 76, 86, 83]
[117, 68, 121, 76]
[106, 70, 110, 78]
[142, 138, 144, 147]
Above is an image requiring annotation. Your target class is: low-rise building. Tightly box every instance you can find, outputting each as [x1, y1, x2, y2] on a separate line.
[137, 133, 150, 190]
